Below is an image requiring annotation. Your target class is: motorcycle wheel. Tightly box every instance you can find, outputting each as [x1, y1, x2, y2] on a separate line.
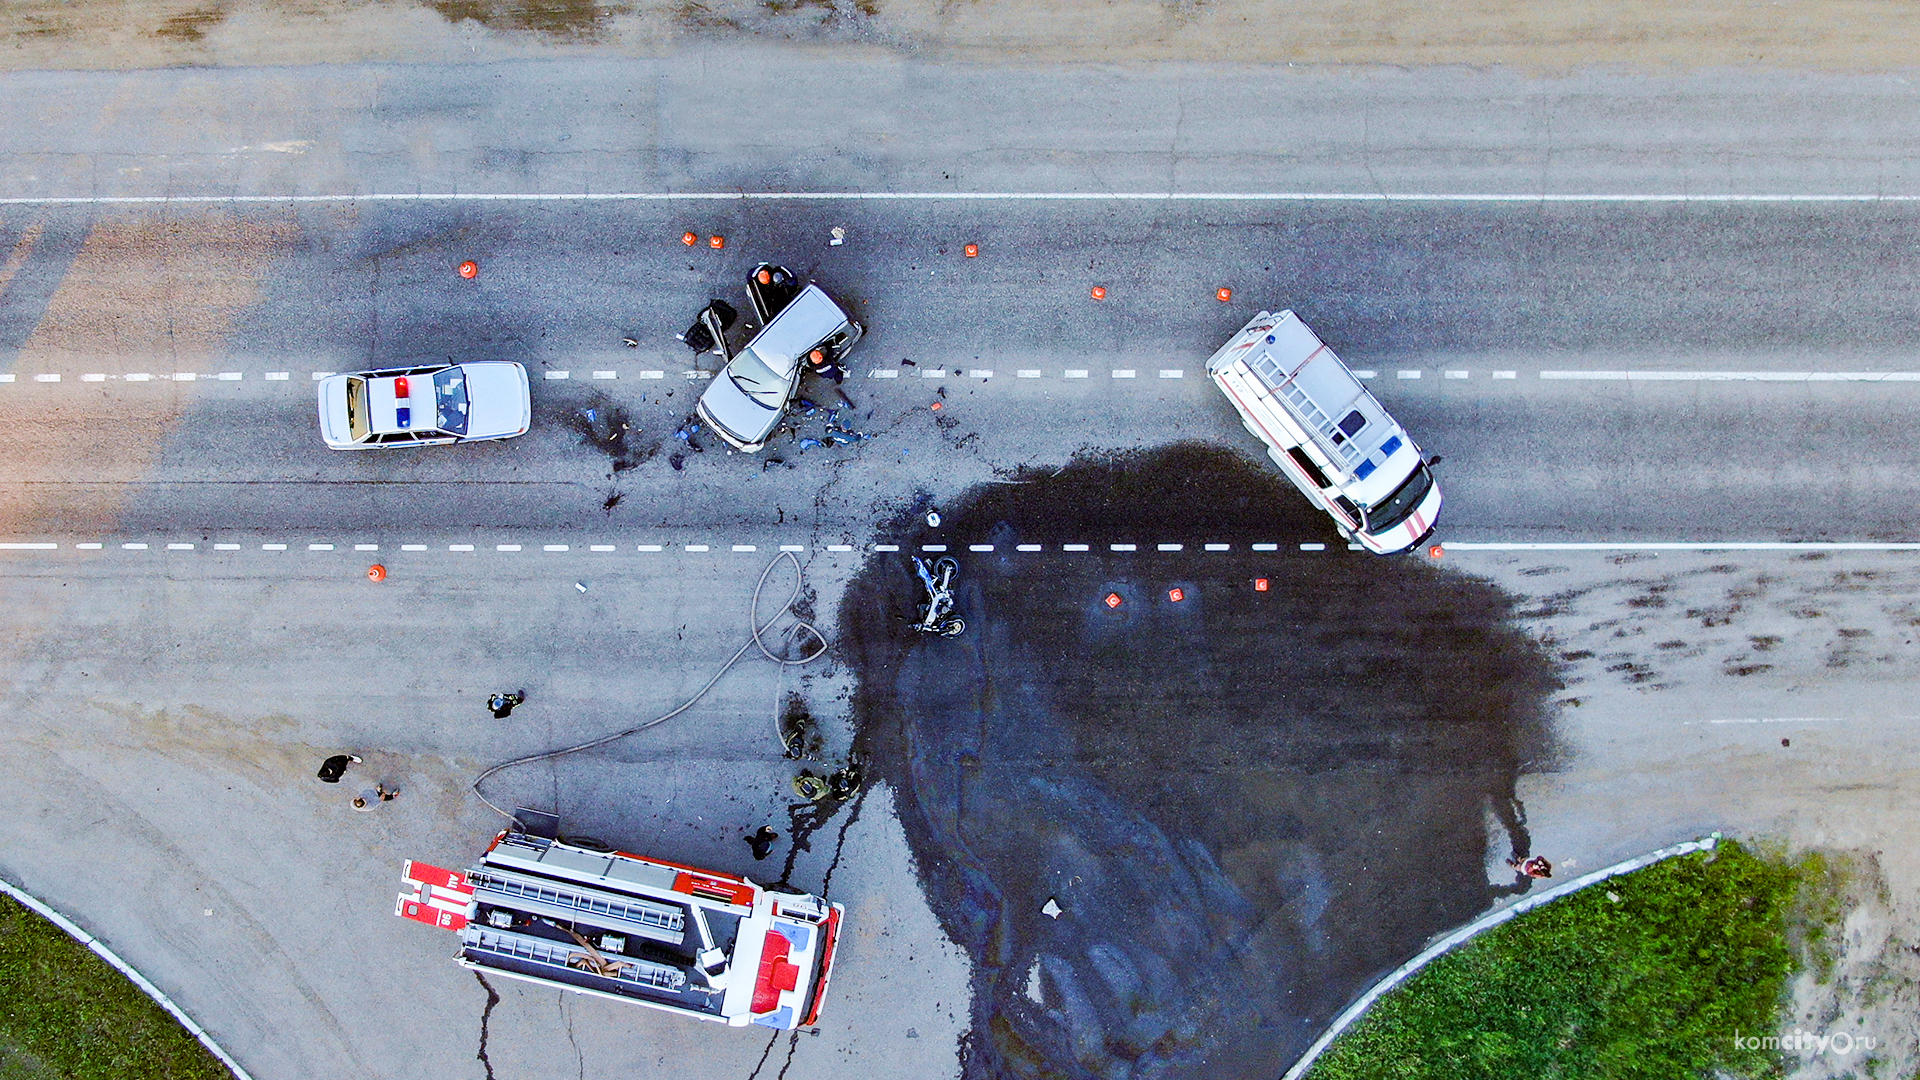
[939, 618, 966, 637]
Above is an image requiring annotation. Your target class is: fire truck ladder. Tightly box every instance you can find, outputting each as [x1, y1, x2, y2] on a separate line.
[467, 927, 689, 993]
[467, 870, 686, 944]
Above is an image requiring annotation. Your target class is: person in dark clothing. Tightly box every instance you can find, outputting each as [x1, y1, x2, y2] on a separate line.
[808, 348, 846, 385]
[316, 754, 362, 783]
[745, 826, 779, 860]
[487, 691, 525, 719]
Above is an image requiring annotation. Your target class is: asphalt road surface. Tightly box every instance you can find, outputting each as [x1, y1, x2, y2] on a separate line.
[3, 50, 1920, 1080]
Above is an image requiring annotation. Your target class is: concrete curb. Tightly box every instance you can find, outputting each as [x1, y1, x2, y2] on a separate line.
[1281, 834, 1721, 1080]
[0, 875, 256, 1080]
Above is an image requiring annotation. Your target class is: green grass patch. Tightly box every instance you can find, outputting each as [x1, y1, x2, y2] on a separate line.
[1307, 840, 1813, 1080]
[0, 892, 233, 1080]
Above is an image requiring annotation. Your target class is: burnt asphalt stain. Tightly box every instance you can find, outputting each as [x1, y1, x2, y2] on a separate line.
[839, 444, 1561, 1080]
[566, 395, 656, 474]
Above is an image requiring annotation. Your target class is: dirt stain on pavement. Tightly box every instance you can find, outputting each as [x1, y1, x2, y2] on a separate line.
[839, 444, 1562, 1080]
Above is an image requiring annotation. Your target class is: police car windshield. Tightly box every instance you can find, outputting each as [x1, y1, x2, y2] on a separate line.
[433, 368, 470, 435]
[1364, 462, 1434, 534]
[727, 348, 788, 407]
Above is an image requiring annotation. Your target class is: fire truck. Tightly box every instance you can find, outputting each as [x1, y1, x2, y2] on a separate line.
[397, 831, 844, 1030]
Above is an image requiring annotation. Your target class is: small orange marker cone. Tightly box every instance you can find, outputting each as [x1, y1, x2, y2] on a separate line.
[1216, 287, 1232, 303]
[709, 235, 725, 250]
[1090, 286, 1107, 300]
[1104, 592, 1123, 609]
[963, 244, 979, 258]
[457, 261, 478, 279]
[1168, 587, 1185, 602]
[682, 232, 698, 246]
[1254, 578, 1269, 592]
[1429, 544, 1445, 559]
[930, 402, 943, 411]
[367, 564, 387, 582]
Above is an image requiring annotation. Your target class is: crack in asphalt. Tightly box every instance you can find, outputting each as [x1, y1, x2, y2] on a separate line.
[474, 971, 501, 1080]
[743, 1030, 781, 1080]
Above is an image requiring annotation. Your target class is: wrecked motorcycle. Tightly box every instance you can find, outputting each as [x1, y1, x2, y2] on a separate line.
[911, 555, 965, 637]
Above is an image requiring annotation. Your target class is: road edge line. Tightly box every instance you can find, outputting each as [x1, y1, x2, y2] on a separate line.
[1279, 833, 1721, 1080]
[0, 874, 258, 1080]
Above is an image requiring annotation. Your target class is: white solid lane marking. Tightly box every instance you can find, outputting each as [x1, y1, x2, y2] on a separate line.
[1690, 717, 1851, 725]
[401, 544, 428, 551]
[167, 543, 194, 550]
[545, 544, 569, 551]
[309, 543, 333, 550]
[780, 545, 805, 552]
[874, 544, 900, 552]
[265, 372, 290, 381]
[1111, 543, 1137, 551]
[76, 542, 101, 550]
[214, 543, 240, 550]
[1353, 370, 1377, 379]
[262, 543, 286, 550]
[82, 373, 105, 382]
[1204, 543, 1231, 551]
[869, 369, 899, 379]
[1396, 370, 1421, 379]
[1444, 370, 1469, 380]
[969, 370, 993, 380]
[1017, 370, 1042, 378]
[732, 544, 756, 552]
[969, 544, 994, 552]
[1112, 369, 1136, 379]
[1063, 543, 1089, 551]
[26, 191, 1920, 207]
[0, 542, 57, 549]
[1016, 544, 1042, 552]
[828, 544, 854, 551]
[122, 542, 148, 550]
[1158, 543, 1183, 551]
[1301, 543, 1327, 551]
[1159, 369, 1184, 379]
[449, 544, 474, 551]
[544, 371, 569, 380]
[124, 373, 150, 381]
[1445, 541, 1920, 551]
[591, 371, 616, 380]
[640, 371, 664, 379]
[34, 373, 58, 382]
[497, 544, 521, 551]
[1493, 371, 1517, 379]
[685, 544, 709, 552]
[217, 372, 242, 381]
[1542, 370, 1920, 381]
[1252, 543, 1279, 551]
[923, 544, 948, 552]
[590, 545, 616, 552]
[355, 544, 378, 551]
[638, 544, 663, 552]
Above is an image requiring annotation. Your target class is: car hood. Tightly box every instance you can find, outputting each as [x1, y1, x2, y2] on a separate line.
[317, 375, 353, 447]
[698, 370, 780, 449]
[462, 362, 530, 438]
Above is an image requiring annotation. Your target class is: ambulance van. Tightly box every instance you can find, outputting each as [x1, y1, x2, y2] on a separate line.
[1206, 310, 1442, 554]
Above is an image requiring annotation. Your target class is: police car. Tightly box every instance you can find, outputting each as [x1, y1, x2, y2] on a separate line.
[317, 362, 531, 450]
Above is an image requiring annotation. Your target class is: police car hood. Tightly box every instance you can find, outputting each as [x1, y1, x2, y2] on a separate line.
[461, 362, 531, 438]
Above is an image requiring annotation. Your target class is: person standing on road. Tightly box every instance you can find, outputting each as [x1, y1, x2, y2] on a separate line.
[352, 789, 377, 811]
[808, 348, 846, 385]
[316, 754, 362, 783]
[487, 691, 525, 719]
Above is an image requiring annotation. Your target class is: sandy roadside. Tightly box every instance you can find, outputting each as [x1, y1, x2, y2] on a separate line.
[9, 0, 1920, 73]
